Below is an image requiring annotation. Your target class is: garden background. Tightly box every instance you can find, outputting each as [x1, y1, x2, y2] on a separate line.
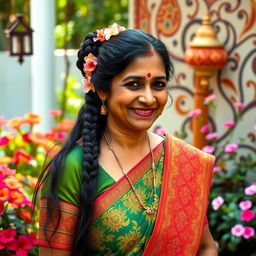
[0, 0, 256, 255]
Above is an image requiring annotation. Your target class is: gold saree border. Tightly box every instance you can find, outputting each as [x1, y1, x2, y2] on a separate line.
[92, 141, 164, 222]
[143, 135, 215, 256]
[38, 198, 79, 250]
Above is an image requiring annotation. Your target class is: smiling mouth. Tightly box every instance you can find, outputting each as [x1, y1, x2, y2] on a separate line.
[131, 108, 154, 117]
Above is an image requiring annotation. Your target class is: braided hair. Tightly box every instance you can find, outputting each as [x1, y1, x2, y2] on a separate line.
[34, 28, 174, 255]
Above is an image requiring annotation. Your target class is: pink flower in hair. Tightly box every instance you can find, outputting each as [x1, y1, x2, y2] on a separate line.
[83, 53, 97, 73]
[82, 78, 95, 94]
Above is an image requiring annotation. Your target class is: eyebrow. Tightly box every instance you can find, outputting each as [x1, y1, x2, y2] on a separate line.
[122, 75, 167, 82]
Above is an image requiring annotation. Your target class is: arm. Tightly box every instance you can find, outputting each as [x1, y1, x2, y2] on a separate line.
[39, 246, 71, 256]
[197, 224, 218, 256]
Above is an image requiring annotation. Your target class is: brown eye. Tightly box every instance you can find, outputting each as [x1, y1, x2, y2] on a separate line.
[152, 81, 166, 89]
[124, 81, 142, 89]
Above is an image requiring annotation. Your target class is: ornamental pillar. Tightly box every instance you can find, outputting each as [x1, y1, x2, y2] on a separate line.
[184, 13, 227, 149]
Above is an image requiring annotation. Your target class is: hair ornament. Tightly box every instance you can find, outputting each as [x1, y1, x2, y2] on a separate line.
[93, 23, 126, 42]
[82, 23, 126, 93]
[82, 53, 97, 93]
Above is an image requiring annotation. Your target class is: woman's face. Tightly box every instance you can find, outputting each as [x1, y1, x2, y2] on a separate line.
[105, 51, 168, 133]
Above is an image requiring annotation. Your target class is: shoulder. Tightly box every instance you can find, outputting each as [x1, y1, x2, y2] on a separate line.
[165, 134, 215, 166]
[55, 144, 83, 206]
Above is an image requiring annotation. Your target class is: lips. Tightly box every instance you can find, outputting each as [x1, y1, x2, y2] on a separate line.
[131, 108, 154, 117]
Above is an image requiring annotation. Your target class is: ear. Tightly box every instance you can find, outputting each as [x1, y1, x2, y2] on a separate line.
[97, 90, 107, 101]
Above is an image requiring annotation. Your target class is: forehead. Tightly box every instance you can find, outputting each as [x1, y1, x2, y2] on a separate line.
[113, 52, 166, 81]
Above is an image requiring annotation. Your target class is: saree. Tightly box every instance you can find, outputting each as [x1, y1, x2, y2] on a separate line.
[39, 134, 215, 255]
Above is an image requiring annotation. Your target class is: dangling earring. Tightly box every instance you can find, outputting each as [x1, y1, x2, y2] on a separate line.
[101, 100, 107, 115]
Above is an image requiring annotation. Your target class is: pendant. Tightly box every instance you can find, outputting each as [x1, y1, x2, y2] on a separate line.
[146, 207, 154, 215]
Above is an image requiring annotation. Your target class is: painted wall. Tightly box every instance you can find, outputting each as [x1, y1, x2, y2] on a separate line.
[130, 0, 256, 156]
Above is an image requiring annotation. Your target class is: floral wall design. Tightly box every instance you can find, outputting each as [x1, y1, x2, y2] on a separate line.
[131, 0, 256, 160]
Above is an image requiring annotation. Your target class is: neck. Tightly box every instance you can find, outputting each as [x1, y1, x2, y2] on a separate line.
[104, 125, 149, 150]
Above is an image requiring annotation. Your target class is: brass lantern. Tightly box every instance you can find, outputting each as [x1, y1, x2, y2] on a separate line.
[5, 14, 33, 64]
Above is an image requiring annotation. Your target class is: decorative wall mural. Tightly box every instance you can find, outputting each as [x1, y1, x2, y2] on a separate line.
[133, 0, 256, 160]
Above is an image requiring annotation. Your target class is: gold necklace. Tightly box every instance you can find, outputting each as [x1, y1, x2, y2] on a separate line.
[103, 132, 158, 216]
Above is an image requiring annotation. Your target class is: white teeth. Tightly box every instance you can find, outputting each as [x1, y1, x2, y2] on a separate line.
[135, 109, 152, 113]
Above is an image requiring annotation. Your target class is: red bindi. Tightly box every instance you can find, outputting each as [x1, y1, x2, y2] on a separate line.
[147, 50, 154, 57]
[147, 73, 152, 78]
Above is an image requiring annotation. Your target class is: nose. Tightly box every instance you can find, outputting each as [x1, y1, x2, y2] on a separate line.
[138, 87, 156, 105]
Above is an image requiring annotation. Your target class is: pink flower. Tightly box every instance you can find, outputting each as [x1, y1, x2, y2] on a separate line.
[188, 109, 202, 118]
[82, 77, 95, 94]
[231, 224, 245, 237]
[0, 116, 6, 128]
[241, 209, 255, 221]
[213, 167, 221, 174]
[243, 226, 255, 239]
[202, 145, 215, 154]
[223, 121, 235, 128]
[206, 132, 218, 140]
[200, 124, 211, 133]
[212, 196, 224, 210]
[204, 94, 216, 104]
[239, 200, 253, 211]
[233, 102, 245, 109]
[0, 136, 9, 146]
[7, 235, 33, 256]
[54, 132, 66, 140]
[0, 165, 16, 176]
[27, 232, 38, 245]
[245, 184, 256, 195]
[155, 128, 167, 136]
[49, 109, 62, 117]
[224, 143, 238, 153]
[93, 23, 126, 42]
[0, 228, 16, 244]
[83, 53, 97, 73]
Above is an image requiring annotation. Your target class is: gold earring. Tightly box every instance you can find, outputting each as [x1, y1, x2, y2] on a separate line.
[101, 100, 107, 115]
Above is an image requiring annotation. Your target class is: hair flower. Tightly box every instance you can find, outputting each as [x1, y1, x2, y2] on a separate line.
[93, 23, 126, 42]
[82, 77, 95, 94]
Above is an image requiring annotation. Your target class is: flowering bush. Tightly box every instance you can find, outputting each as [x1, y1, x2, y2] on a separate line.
[0, 111, 74, 255]
[156, 95, 256, 255]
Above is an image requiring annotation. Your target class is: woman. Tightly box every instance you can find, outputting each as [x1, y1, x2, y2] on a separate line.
[36, 24, 218, 255]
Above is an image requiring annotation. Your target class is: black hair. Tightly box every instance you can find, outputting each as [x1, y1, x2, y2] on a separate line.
[34, 28, 174, 255]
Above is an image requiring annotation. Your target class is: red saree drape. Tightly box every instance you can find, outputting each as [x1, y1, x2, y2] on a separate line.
[142, 135, 215, 255]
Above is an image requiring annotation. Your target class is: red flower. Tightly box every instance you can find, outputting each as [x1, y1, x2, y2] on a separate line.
[13, 151, 32, 165]
[22, 133, 32, 143]
[241, 209, 255, 222]
[7, 235, 33, 256]
[0, 228, 16, 244]
[19, 210, 32, 223]
[0, 187, 9, 203]
[0, 136, 9, 146]
[27, 232, 38, 245]
[23, 113, 41, 126]
[0, 203, 4, 215]
[9, 190, 26, 206]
